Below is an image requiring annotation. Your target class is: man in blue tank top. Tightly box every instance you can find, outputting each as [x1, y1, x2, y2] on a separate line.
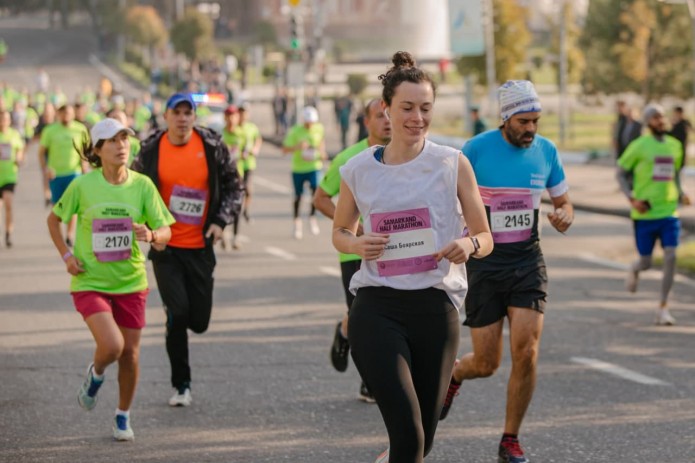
[440, 80, 574, 463]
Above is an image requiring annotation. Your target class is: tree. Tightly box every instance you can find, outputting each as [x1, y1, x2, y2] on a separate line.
[581, 0, 692, 99]
[456, 0, 532, 85]
[170, 7, 216, 63]
[125, 5, 168, 66]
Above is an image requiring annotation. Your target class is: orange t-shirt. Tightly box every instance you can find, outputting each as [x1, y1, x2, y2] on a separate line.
[158, 132, 209, 248]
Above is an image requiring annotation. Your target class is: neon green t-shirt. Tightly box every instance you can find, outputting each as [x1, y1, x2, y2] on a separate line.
[53, 169, 175, 294]
[40, 122, 89, 177]
[240, 122, 261, 172]
[618, 134, 683, 220]
[133, 106, 151, 132]
[127, 135, 141, 167]
[283, 123, 325, 173]
[222, 126, 246, 171]
[319, 139, 369, 262]
[0, 128, 25, 186]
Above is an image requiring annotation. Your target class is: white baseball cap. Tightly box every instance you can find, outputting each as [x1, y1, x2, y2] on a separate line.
[303, 106, 319, 123]
[90, 118, 134, 144]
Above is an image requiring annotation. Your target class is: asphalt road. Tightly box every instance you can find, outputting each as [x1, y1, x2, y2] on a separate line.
[1, 138, 694, 463]
[1, 14, 694, 463]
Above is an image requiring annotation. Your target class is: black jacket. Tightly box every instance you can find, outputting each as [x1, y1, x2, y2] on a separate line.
[132, 127, 244, 237]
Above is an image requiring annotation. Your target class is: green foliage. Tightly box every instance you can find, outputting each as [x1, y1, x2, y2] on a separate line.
[170, 7, 216, 61]
[254, 20, 278, 47]
[346, 73, 368, 96]
[455, 0, 531, 84]
[581, 0, 693, 99]
[125, 5, 168, 49]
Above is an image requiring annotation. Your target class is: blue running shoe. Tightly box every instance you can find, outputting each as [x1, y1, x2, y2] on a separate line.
[498, 436, 529, 463]
[77, 363, 104, 411]
[112, 414, 134, 441]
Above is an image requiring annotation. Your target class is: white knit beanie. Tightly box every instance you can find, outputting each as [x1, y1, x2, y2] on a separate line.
[498, 80, 542, 122]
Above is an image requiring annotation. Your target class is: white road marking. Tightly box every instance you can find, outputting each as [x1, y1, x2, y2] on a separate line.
[578, 253, 695, 288]
[570, 357, 671, 386]
[265, 246, 297, 261]
[319, 266, 342, 278]
[255, 175, 292, 194]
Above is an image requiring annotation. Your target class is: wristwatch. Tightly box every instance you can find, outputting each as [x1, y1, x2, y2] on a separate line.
[469, 236, 480, 256]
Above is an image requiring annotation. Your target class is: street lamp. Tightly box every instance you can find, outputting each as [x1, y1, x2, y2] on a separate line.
[658, 0, 695, 111]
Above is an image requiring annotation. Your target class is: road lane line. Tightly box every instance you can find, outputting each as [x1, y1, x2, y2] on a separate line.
[255, 175, 292, 194]
[570, 357, 671, 386]
[319, 266, 341, 278]
[265, 246, 297, 261]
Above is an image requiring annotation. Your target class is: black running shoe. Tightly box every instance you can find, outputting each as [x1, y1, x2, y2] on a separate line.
[498, 436, 529, 463]
[439, 377, 461, 420]
[330, 321, 350, 372]
[359, 381, 376, 403]
[5, 233, 11, 248]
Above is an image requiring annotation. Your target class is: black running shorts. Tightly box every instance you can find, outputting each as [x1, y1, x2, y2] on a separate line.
[463, 264, 548, 328]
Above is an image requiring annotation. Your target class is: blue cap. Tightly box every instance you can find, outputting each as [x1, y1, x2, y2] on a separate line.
[166, 92, 196, 111]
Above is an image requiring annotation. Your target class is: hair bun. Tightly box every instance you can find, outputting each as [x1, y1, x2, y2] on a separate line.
[392, 51, 415, 69]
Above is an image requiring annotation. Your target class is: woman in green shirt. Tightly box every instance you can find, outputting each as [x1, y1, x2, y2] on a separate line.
[47, 118, 174, 442]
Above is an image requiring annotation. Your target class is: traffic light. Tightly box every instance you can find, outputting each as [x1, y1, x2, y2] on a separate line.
[289, 13, 303, 50]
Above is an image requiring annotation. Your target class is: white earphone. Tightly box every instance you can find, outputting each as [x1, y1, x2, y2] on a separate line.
[384, 109, 390, 120]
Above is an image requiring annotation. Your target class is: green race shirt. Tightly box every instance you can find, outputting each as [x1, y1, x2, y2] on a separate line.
[127, 135, 141, 167]
[283, 123, 325, 173]
[240, 121, 261, 172]
[0, 128, 25, 186]
[319, 139, 369, 263]
[53, 169, 175, 294]
[40, 121, 89, 176]
[222, 126, 247, 171]
[618, 134, 683, 220]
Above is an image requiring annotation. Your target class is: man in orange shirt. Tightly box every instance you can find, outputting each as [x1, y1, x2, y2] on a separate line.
[132, 93, 243, 406]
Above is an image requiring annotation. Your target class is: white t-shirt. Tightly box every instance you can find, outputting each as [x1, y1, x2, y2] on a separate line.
[340, 140, 468, 310]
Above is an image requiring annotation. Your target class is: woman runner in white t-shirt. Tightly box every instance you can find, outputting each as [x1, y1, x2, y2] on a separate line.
[332, 51, 492, 463]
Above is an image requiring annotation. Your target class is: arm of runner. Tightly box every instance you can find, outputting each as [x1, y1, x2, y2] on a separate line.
[313, 186, 335, 219]
[547, 192, 574, 233]
[332, 179, 388, 260]
[47, 211, 84, 275]
[436, 153, 492, 264]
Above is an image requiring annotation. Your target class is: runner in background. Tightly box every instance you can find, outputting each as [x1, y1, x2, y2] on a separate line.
[282, 106, 326, 239]
[441, 80, 574, 463]
[314, 98, 391, 403]
[38, 104, 89, 245]
[220, 104, 245, 250]
[132, 92, 243, 407]
[0, 109, 25, 247]
[617, 103, 691, 325]
[47, 118, 173, 441]
[238, 103, 262, 223]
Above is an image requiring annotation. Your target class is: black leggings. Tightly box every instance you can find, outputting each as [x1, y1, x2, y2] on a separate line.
[348, 286, 460, 463]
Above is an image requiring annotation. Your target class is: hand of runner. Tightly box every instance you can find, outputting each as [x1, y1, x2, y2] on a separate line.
[353, 233, 389, 261]
[65, 255, 85, 276]
[629, 198, 650, 214]
[547, 207, 572, 233]
[133, 222, 151, 242]
[205, 223, 224, 244]
[434, 238, 470, 264]
[681, 193, 692, 206]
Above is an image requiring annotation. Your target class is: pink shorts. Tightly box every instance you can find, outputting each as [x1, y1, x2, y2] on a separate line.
[71, 290, 149, 329]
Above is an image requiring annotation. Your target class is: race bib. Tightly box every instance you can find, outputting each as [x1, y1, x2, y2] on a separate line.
[92, 218, 133, 262]
[0, 143, 11, 161]
[228, 144, 240, 161]
[371, 208, 437, 277]
[169, 185, 207, 225]
[652, 157, 674, 181]
[489, 194, 534, 243]
[301, 147, 317, 162]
